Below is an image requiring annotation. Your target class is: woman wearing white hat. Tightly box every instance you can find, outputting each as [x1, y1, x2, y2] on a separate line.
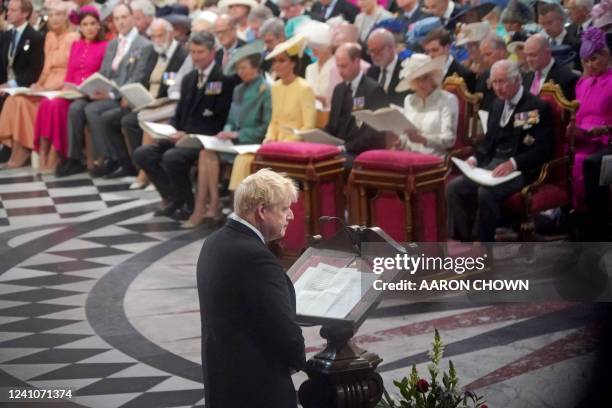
[393, 53, 458, 157]
[299, 20, 335, 110]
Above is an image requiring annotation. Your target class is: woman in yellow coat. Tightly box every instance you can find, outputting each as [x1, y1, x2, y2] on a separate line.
[229, 34, 316, 189]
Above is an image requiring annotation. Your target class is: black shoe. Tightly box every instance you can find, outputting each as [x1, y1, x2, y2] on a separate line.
[0, 146, 11, 163]
[171, 202, 193, 221]
[56, 159, 85, 177]
[105, 164, 137, 179]
[154, 201, 183, 218]
[90, 160, 119, 178]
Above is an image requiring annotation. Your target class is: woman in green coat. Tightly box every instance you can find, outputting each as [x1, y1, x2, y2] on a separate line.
[184, 44, 272, 228]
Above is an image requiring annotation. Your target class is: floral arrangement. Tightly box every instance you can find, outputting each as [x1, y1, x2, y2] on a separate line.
[377, 329, 488, 408]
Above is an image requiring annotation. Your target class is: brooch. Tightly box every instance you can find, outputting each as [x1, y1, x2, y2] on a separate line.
[352, 96, 365, 111]
[523, 134, 535, 146]
[23, 40, 31, 52]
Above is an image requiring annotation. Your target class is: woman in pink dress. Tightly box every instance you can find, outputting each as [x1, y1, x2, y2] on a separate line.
[573, 27, 611, 240]
[573, 27, 611, 210]
[34, 6, 108, 173]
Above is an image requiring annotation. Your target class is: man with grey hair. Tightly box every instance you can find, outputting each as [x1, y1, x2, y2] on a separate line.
[197, 168, 305, 407]
[446, 60, 553, 242]
[523, 33, 578, 100]
[214, 14, 245, 69]
[476, 34, 509, 112]
[131, 0, 155, 36]
[366, 28, 408, 106]
[246, 4, 273, 40]
[566, 0, 593, 40]
[134, 31, 236, 220]
[113, 18, 189, 178]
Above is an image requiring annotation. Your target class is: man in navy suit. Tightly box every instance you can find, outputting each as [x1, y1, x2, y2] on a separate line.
[447, 60, 553, 242]
[197, 168, 306, 408]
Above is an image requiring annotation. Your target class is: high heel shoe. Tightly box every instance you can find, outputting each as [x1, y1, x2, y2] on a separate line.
[129, 181, 148, 190]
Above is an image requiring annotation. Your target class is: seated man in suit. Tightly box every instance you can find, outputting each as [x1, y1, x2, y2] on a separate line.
[421, 27, 476, 92]
[328, 42, 389, 168]
[366, 28, 409, 106]
[423, 0, 461, 32]
[446, 59, 553, 242]
[395, 0, 430, 38]
[538, 3, 580, 67]
[523, 34, 579, 100]
[0, 0, 44, 89]
[214, 14, 246, 70]
[309, 0, 359, 24]
[0, 0, 44, 162]
[475, 34, 508, 112]
[105, 18, 188, 179]
[197, 168, 306, 408]
[566, 0, 594, 41]
[65, 2, 154, 177]
[133, 31, 235, 220]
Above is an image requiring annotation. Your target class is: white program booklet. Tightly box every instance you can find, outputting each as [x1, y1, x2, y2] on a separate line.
[177, 134, 261, 154]
[0, 87, 30, 96]
[285, 127, 344, 146]
[68, 73, 119, 97]
[451, 157, 521, 187]
[352, 106, 417, 134]
[119, 83, 155, 110]
[140, 121, 178, 139]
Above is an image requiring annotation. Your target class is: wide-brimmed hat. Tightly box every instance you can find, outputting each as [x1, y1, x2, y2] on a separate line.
[507, 40, 525, 54]
[396, 54, 446, 92]
[295, 20, 332, 48]
[224, 40, 266, 75]
[451, 1, 497, 24]
[456, 22, 492, 46]
[265, 34, 307, 60]
[501, 0, 534, 24]
[219, 0, 258, 10]
[406, 17, 442, 44]
[592, 0, 612, 29]
[100, 0, 119, 21]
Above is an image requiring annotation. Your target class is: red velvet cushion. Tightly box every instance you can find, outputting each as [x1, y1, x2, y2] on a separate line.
[355, 150, 443, 172]
[504, 184, 569, 214]
[256, 142, 340, 163]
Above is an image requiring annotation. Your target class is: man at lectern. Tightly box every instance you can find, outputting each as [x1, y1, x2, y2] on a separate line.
[197, 168, 306, 408]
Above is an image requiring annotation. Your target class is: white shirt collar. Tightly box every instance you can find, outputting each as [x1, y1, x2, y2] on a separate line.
[350, 71, 363, 96]
[386, 54, 398, 73]
[120, 26, 139, 43]
[13, 22, 28, 35]
[443, 1, 455, 20]
[547, 28, 566, 44]
[230, 213, 265, 243]
[404, 3, 419, 18]
[164, 40, 179, 60]
[508, 85, 523, 107]
[582, 19, 592, 31]
[443, 55, 453, 76]
[198, 60, 216, 78]
[540, 57, 555, 80]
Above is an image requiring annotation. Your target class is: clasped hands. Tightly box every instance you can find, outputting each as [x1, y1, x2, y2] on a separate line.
[387, 128, 428, 149]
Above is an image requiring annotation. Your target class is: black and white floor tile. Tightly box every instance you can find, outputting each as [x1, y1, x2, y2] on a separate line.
[0, 166, 609, 408]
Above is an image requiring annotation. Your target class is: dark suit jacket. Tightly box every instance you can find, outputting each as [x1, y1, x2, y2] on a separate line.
[171, 63, 235, 135]
[0, 24, 45, 86]
[215, 39, 246, 67]
[523, 61, 579, 101]
[475, 70, 496, 112]
[264, 0, 280, 16]
[143, 45, 189, 98]
[197, 219, 306, 408]
[366, 57, 409, 106]
[446, 58, 476, 93]
[326, 75, 389, 154]
[475, 91, 553, 181]
[309, 0, 359, 24]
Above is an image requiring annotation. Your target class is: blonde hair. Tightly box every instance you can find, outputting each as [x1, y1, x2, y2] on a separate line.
[234, 169, 298, 216]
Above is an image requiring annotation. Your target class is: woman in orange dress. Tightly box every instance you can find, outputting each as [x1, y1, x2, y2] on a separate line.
[0, 0, 78, 169]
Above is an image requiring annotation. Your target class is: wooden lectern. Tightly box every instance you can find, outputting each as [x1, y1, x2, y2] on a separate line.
[287, 220, 403, 408]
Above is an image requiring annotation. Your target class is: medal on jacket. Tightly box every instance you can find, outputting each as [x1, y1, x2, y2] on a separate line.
[23, 40, 30, 52]
[352, 96, 365, 111]
[523, 134, 535, 146]
[163, 72, 176, 86]
[206, 81, 222, 95]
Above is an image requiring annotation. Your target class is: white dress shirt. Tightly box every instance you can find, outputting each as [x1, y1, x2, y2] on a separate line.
[400, 88, 459, 156]
[229, 213, 265, 243]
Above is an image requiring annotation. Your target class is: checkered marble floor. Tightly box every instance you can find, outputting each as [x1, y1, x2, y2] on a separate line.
[0, 166, 609, 408]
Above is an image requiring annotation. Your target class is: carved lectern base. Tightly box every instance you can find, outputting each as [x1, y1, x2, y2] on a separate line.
[298, 326, 384, 408]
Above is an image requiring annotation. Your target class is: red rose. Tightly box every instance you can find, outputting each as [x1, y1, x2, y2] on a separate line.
[480, 405, 488, 408]
[416, 379, 429, 393]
